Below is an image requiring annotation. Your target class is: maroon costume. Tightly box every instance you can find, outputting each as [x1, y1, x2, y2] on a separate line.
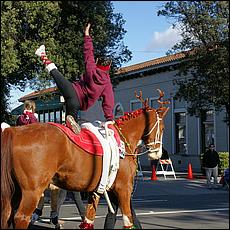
[16, 110, 38, 126]
[72, 35, 114, 121]
[48, 35, 114, 121]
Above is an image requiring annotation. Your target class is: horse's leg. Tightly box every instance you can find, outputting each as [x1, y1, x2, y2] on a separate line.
[14, 190, 42, 229]
[117, 191, 134, 229]
[79, 192, 101, 229]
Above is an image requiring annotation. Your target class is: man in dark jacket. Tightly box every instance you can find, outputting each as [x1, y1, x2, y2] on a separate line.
[203, 144, 220, 189]
[35, 23, 114, 134]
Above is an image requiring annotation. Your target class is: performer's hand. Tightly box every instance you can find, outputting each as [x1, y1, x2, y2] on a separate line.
[85, 23, 91, 36]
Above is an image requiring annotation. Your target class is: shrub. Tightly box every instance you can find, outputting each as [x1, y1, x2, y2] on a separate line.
[219, 152, 229, 174]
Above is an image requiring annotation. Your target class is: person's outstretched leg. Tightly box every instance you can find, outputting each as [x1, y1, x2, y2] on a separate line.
[35, 45, 81, 134]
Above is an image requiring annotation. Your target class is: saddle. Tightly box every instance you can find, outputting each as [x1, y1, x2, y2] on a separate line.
[48, 121, 125, 194]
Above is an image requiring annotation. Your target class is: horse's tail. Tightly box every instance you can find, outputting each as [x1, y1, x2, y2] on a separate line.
[1, 128, 14, 229]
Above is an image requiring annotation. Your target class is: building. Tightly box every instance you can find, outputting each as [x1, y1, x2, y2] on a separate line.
[11, 52, 229, 172]
[112, 53, 229, 172]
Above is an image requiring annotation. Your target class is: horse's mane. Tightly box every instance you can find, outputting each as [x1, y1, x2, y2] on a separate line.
[115, 108, 147, 127]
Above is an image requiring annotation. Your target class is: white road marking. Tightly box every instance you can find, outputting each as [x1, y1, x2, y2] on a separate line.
[134, 208, 229, 216]
[39, 207, 229, 222]
[43, 199, 167, 209]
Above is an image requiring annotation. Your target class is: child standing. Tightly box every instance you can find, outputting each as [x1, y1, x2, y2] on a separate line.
[16, 100, 38, 125]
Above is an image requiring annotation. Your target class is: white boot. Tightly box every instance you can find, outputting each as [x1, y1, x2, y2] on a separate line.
[35, 45, 57, 72]
[35, 45, 46, 57]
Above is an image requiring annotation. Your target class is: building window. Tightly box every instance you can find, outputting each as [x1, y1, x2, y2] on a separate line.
[114, 103, 124, 119]
[39, 112, 44, 123]
[149, 97, 159, 109]
[175, 112, 186, 154]
[45, 111, 49, 122]
[56, 110, 61, 123]
[130, 100, 141, 111]
[61, 110, 66, 124]
[202, 110, 214, 148]
[50, 111, 55, 122]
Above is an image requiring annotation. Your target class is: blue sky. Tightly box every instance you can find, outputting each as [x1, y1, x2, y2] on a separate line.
[112, 1, 182, 66]
[10, 1, 182, 110]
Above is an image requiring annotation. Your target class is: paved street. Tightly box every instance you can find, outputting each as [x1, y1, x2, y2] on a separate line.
[29, 175, 229, 229]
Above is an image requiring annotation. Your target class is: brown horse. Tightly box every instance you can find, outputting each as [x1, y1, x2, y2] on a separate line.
[1, 90, 169, 229]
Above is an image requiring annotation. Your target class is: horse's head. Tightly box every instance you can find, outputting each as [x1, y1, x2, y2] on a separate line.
[135, 89, 170, 160]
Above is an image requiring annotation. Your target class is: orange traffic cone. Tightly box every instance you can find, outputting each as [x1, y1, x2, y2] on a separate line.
[151, 165, 158, 181]
[187, 163, 194, 180]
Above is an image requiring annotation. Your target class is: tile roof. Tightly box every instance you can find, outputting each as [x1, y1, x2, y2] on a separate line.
[19, 52, 186, 101]
[19, 86, 59, 102]
[115, 52, 186, 75]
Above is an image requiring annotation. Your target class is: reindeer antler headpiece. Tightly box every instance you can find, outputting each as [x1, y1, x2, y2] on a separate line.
[157, 89, 170, 108]
[134, 89, 170, 109]
[134, 90, 150, 110]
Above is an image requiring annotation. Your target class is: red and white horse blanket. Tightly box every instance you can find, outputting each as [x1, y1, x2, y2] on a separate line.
[48, 121, 122, 194]
[48, 121, 120, 156]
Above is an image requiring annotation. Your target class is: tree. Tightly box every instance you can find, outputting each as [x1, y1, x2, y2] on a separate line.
[1, 1, 132, 122]
[158, 1, 229, 122]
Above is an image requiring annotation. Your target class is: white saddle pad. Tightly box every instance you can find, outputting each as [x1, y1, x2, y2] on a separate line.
[81, 121, 120, 194]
